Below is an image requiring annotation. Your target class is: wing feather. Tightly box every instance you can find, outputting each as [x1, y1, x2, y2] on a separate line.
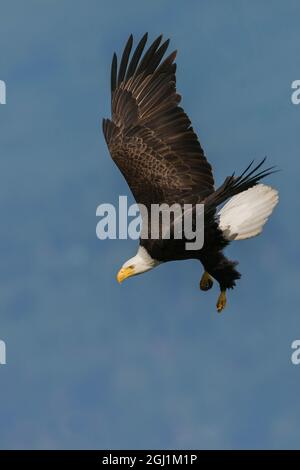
[125, 33, 148, 81]
[117, 34, 133, 86]
[103, 34, 215, 206]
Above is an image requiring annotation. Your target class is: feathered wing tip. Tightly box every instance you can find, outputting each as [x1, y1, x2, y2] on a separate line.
[209, 157, 279, 208]
[218, 183, 279, 240]
[229, 157, 278, 190]
[110, 33, 177, 95]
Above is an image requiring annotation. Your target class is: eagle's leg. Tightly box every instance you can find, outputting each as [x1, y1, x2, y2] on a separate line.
[200, 251, 240, 313]
[200, 271, 213, 291]
[216, 290, 227, 313]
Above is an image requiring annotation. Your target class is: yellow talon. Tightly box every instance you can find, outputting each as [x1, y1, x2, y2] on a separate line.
[200, 271, 213, 291]
[216, 290, 227, 313]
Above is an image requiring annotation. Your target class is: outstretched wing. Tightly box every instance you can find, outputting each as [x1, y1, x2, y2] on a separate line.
[103, 33, 215, 207]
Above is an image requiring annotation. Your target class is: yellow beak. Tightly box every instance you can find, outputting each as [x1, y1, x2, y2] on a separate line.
[117, 266, 135, 284]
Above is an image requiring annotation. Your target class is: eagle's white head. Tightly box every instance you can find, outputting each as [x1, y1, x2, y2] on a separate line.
[117, 246, 160, 283]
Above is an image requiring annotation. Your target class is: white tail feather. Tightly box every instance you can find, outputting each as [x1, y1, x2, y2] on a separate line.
[218, 184, 279, 241]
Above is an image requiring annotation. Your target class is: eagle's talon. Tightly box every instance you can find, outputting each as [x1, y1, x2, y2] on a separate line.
[216, 290, 227, 313]
[200, 272, 213, 291]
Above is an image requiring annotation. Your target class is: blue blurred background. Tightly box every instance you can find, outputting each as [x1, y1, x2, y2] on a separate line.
[0, 0, 299, 449]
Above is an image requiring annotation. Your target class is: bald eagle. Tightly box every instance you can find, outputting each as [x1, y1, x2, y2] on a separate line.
[102, 34, 279, 312]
